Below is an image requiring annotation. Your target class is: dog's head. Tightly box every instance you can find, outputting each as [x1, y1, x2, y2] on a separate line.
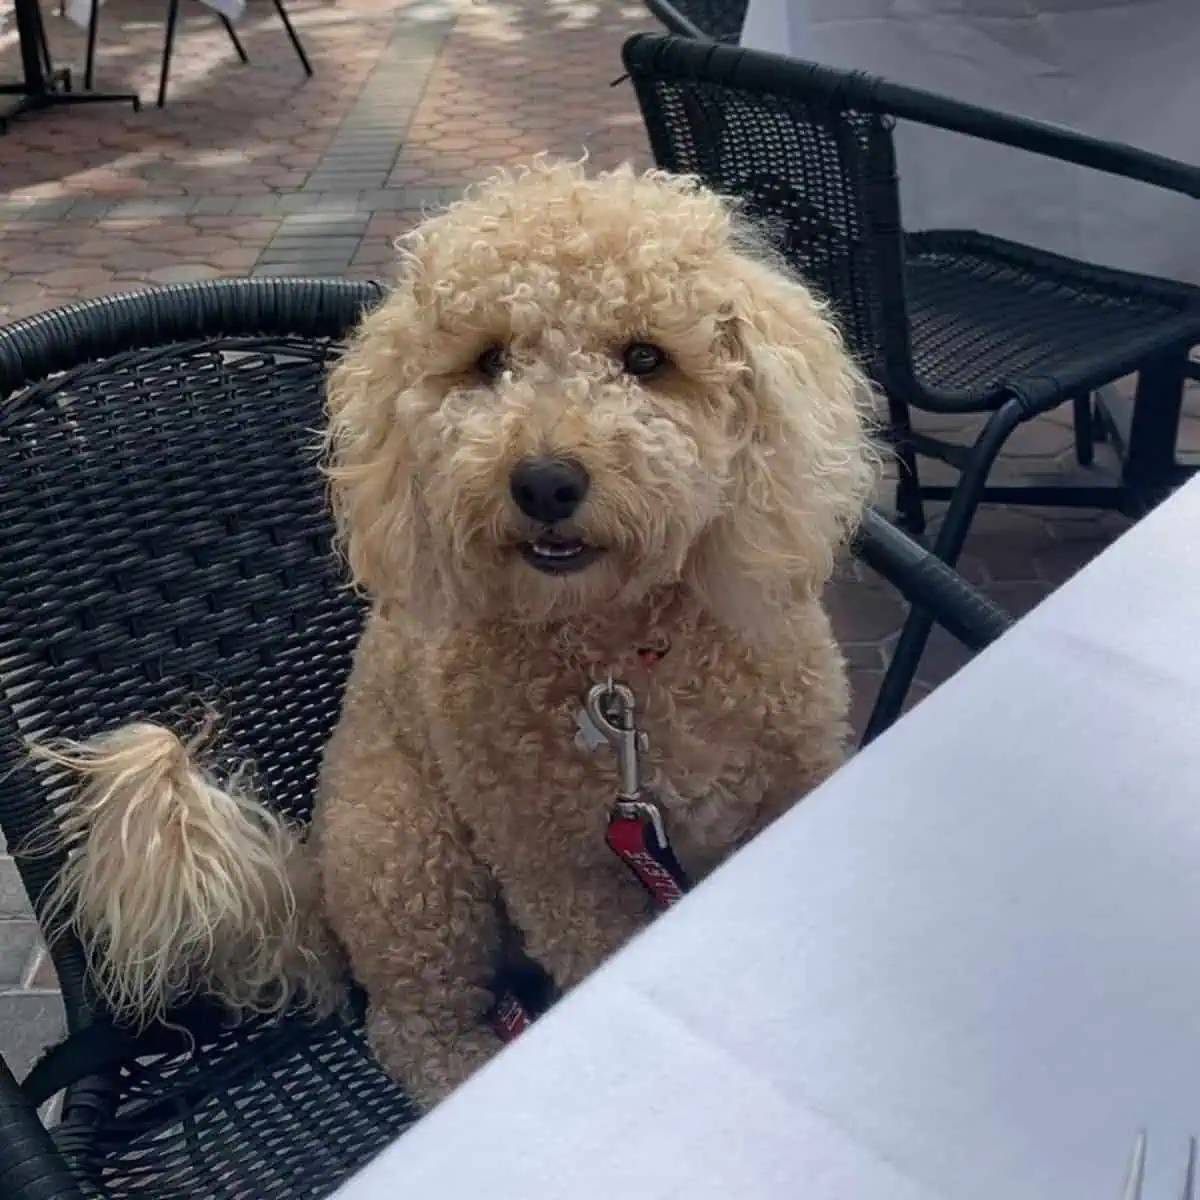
[326, 160, 874, 641]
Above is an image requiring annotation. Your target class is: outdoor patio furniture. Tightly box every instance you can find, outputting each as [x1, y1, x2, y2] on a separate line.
[622, 31, 1200, 740]
[0, 0, 140, 132]
[0, 277, 1007, 1199]
[644, 0, 747, 42]
[77, 0, 313, 108]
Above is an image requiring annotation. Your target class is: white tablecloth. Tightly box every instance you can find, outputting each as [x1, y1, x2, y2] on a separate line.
[741, 0, 1200, 284]
[335, 479, 1200, 1200]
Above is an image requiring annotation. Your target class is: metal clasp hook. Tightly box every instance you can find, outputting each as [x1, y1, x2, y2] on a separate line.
[584, 680, 668, 848]
[584, 681, 642, 800]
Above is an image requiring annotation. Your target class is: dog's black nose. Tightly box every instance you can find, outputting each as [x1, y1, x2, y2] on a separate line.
[509, 456, 590, 524]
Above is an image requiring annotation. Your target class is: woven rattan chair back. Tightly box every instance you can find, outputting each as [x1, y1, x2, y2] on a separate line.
[0, 288, 380, 1024]
[624, 34, 916, 393]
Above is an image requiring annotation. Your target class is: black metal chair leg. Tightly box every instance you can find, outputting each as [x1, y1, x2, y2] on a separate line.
[157, 0, 182, 107]
[160, 5, 249, 105]
[1122, 348, 1189, 506]
[219, 14, 249, 64]
[84, 0, 100, 91]
[894, 443, 925, 536]
[271, 0, 313, 76]
[37, 10, 54, 80]
[884, 391, 926, 535]
[1072, 391, 1094, 466]
[862, 396, 1025, 745]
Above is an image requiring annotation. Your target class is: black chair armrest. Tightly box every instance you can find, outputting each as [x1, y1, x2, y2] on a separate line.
[0, 1054, 84, 1200]
[852, 508, 1012, 652]
[865, 75, 1200, 200]
[644, 0, 706, 40]
[0, 276, 387, 401]
[623, 35, 1200, 200]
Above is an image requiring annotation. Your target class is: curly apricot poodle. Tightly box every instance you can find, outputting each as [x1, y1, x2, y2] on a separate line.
[36, 159, 875, 1111]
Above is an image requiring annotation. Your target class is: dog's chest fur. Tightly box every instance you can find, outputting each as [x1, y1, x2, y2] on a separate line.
[420, 615, 783, 881]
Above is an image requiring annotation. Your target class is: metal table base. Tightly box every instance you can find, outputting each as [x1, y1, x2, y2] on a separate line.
[1, 0, 139, 133]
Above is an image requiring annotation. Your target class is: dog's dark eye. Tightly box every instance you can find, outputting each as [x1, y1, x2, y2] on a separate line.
[477, 346, 507, 380]
[622, 342, 668, 378]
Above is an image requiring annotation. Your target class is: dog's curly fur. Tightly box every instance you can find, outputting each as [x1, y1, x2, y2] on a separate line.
[35, 160, 875, 1110]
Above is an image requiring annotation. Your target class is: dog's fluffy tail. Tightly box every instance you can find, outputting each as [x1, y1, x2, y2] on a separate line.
[30, 721, 342, 1028]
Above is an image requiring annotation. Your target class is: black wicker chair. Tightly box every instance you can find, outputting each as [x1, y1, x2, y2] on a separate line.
[0, 279, 418, 1200]
[623, 32, 1200, 740]
[0, 278, 1007, 1199]
[80, 0, 314, 109]
[645, 0, 747, 43]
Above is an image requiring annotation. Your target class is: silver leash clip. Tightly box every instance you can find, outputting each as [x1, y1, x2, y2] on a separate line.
[584, 680, 668, 848]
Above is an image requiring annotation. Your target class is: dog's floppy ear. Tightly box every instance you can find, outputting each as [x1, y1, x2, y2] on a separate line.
[324, 283, 436, 614]
[688, 252, 876, 643]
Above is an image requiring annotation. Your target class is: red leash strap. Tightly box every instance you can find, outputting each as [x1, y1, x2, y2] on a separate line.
[605, 803, 689, 909]
[493, 676, 686, 1045]
[490, 990, 535, 1044]
[490, 804, 688, 1046]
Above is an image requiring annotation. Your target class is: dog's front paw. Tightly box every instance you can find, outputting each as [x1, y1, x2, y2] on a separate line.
[407, 1026, 503, 1111]
[531, 861, 656, 993]
[367, 1003, 502, 1111]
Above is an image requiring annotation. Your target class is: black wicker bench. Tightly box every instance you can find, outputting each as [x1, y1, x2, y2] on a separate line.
[0, 278, 1008, 1199]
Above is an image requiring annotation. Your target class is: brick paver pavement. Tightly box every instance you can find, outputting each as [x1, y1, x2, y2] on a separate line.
[0, 0, 1189, 1098]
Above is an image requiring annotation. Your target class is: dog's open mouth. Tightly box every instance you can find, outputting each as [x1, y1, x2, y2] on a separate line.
[519, 534, 604, 576]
